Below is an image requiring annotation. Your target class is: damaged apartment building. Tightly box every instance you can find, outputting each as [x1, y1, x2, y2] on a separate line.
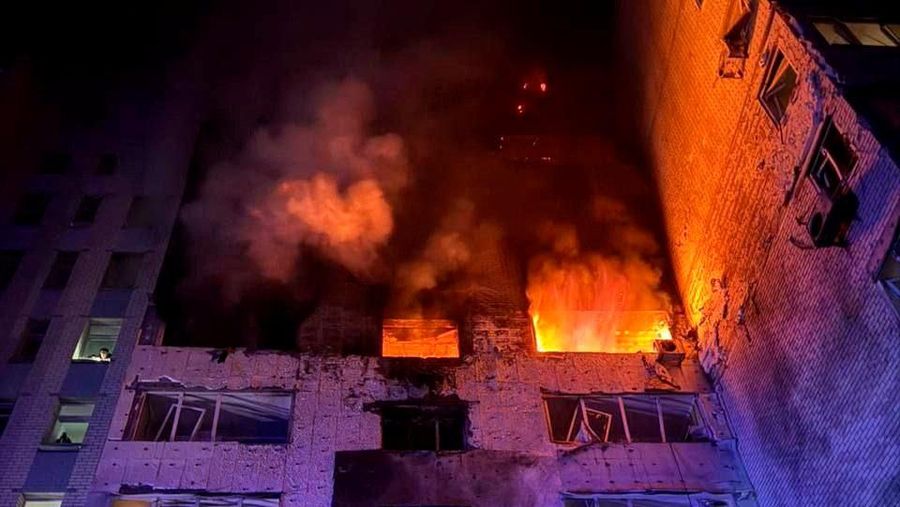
[0, 1, 897, 507]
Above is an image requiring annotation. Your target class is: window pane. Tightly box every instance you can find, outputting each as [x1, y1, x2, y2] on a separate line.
[814, 21, 852, 44]
[47, 401, 94, 444]
[844, 22, 897, 46]
[174, 394, 216, 442]
[129, 393, 180, 441]
[215, 393, 291, 444]
[101, 253, 144, 289]
[659, 396, 707, 442]
[544, 397, 582, 442]
[73, 318, 122, 360]
[43, 251, 79, 289]
[23, 501, 63, 507]
[583, 397, 628, 443]
[622, 396, 662, 442]
[760, 50, 797, 123]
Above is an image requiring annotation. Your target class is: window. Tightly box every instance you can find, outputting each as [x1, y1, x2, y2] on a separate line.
[0, 399, 13, 437]
[13, 193, 50, 226]
[563, 494, 698, 507]
[543, 394, 708, 444]
[723, 0, 757, 58]
[101, 253, 143, 289]
[124, 196, 157, 228]
[44, 399, 94, 445]
[22, 495, 63, 507]
[10, 318, 50, 363]
[759, 49, 797, 124]
[111, 495, 280, 506]
[71, 196, 103, 226]
[125, 391, 291, 444]
[39, 152, 71, 175]
[42, 251, 79, 289]
[380, 403, 467, 451]
[807, 118, 857, 199]
[382, 319, 460, 358]
[0, 250, 23, 289]
[72, 318, 121, 361]
[813, 20, 900, 47]
[878, 224, 900, 314]
[96, 153, 118, 175]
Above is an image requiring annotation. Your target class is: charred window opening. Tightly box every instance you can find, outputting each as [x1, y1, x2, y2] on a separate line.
[43, 251, 79, 289]
[10, 318, 50, 363]
[759, 49, 797, 124]
[125, 390, 291, 444]
[878, 223, 900, 314]
[543, 394, 707, 445]
[378, 401, 467, 451]
[381, 319, 460, 358]
[722, 0, 757, 58]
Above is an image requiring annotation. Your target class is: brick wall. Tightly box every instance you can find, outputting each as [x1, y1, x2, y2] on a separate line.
[619, 1, 900, 505]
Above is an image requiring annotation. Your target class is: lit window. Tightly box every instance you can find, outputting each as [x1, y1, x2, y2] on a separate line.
[72, 318, 121, 361]
[844, 22, 898, 47]
[101, 253, 144, 289]
[11, 318, 50, 363]
[13, 193, 50, 226]
[878, 224, 900, 314]
[759, 49, 798, 124]
[0, 250, 23, 289]
[382, 319, 460, 358]
[43, 251, 79, 289]
[124, 196, 157, 228]
[380, 402, 467, 451]
[0, 399, 13, 437]
[723, 0, 757, 58]
[71, 195, 103, 227]
[96, 153, 118, 175]
[808, 118, 857, 199]
[125, 391, 292, 444]
[44, 399, 94, 445]
[543, 394, 708, 444]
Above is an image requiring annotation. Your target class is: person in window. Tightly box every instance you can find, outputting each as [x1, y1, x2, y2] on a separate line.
[56, 432, 72, 444]
[94, 348, 111, 362]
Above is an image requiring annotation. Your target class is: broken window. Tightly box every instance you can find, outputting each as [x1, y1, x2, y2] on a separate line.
[380, 403, 467, 451]
[126, 391, 292, 444]
[543, 394, 708, 444]
[878, 223, 900, 314]
[72, 318, 122, 361]
[44, 399, 94, 445]
[101, 252, 144, 289]
[759, 49, 797, 124]
[96, 153, 119, 175]
[111, 495, 280, 506]
[13, 193, 50, 226]
[808, 118, 857, 199]
[124, 196, 158, 228]
[0, 250, 23, 289]
[43, 251, 79, 289]
[722, 0, 756, 58]
[381, 319, 460, 358]
[10, 318, 50, 363]
[71, 195, 103, 226]
[0, 399, 13, 437]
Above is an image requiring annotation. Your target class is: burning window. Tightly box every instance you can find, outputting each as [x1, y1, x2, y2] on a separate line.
[101, 252, 144, 289]
[381, 318, 460, 358]
[10, 318, 50, 363]
[878, 223, 900, 314]
[722, 0, 757, 58]
[125, 391, 291, 444]
[759, 49, 797, 124]
[380, 402, 466, 451]
[72, 318, 121, 361]
[111, 495, 280, 506]
[44, 399, 94, 446]
[808, 118, 856, 199]
[543, 394, 707, 444]
[531, 310, 672, 353]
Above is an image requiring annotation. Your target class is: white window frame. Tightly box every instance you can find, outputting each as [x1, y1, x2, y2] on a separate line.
[72, 318, 122, 361]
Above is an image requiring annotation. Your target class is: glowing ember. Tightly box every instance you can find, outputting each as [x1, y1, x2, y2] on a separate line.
[539, 82, 547, 92]
[516, 104, 525, 115]
[382, 319, 459, 358]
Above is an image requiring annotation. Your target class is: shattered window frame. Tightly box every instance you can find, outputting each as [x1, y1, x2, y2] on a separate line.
[722, 0, 757, 58]
[542, 394, 709, 445]
[125, 390, 292, 444]
[806, 117, 857, 200]
[111, 494, 281, 506]
[758, 48, 798, 125]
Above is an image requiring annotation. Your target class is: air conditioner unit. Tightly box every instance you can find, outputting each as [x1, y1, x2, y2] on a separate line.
[654, 339, 685, 366]
[807, 189, 858, 248]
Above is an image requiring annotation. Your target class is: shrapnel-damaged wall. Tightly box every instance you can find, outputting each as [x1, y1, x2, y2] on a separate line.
[619, 1, 900, 505]
[88, 313, 752, 507]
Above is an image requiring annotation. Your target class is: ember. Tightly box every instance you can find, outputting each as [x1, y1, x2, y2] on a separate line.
[381, 318, 460, 358]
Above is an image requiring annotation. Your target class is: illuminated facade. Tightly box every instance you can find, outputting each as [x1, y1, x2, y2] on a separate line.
[620, 0, 900, 505]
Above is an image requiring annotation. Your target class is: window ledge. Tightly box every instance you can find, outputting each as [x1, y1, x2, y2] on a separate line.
[38, 443, 82, 452]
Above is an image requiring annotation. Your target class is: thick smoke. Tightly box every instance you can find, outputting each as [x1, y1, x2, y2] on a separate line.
[182, 80, 408, 297]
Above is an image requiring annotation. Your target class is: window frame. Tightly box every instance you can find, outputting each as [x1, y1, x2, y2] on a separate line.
[10, 318, 51, 363]
[379, 402, 468, 451]
[542, 394, 709, 445]
[111, 494, 281, 506]
[806, 117, 857, 200]
[72, 318, 122, 362]
[758, 48, 798, 125]
[42, 251, 80, 290]
[125, 390, 293, 444]
[877, 222, 900, 315]
[43, 399, 95, 448]
[722, 0, 757, 59]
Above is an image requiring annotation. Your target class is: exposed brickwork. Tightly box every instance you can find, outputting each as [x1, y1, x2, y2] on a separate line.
[620, 1, 900, 505]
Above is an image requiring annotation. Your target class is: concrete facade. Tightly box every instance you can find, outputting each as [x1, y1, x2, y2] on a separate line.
[620, 1, 900, 505]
